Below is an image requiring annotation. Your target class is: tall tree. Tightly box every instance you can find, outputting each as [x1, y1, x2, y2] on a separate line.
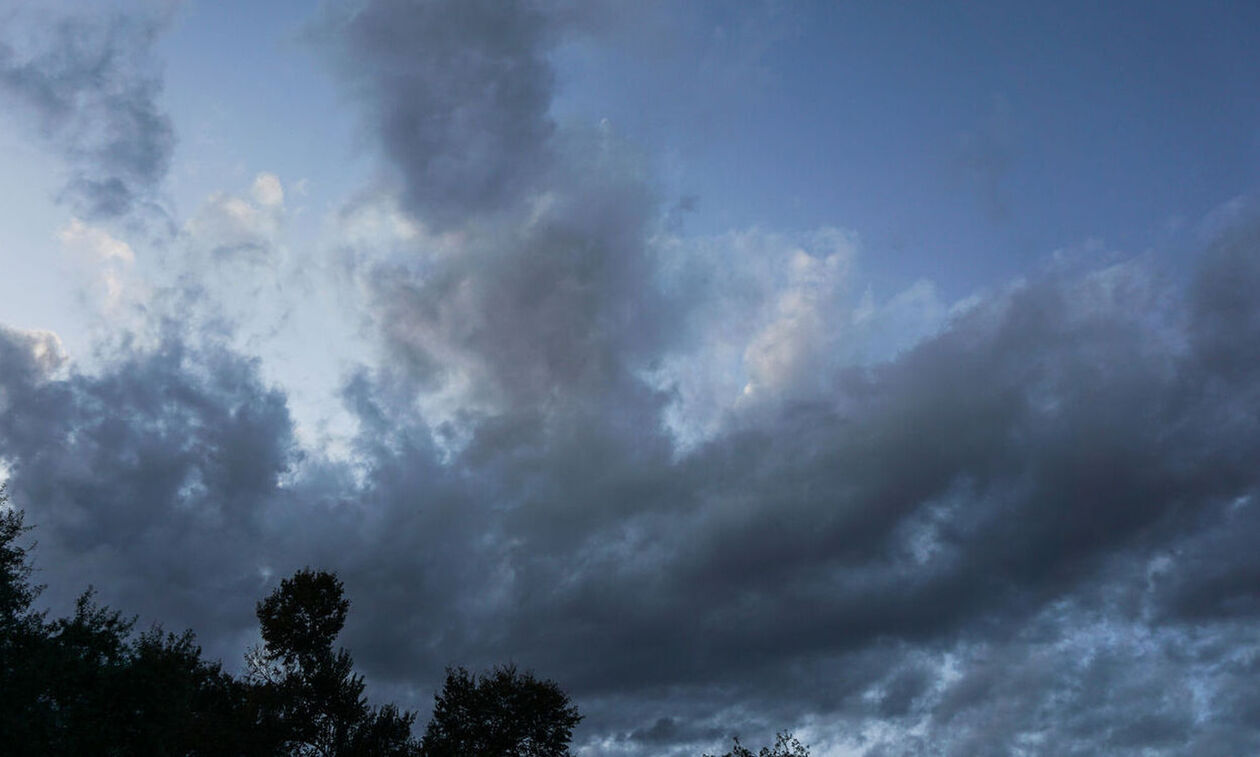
[0, 486, 38, 631]
[249, 568, 419, 756]
[422, 664, 583, 757]
[0, 488, 49, 752]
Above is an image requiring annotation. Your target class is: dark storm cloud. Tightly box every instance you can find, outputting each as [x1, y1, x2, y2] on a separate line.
[0, 321, 508, 670]
[0, 4, 174, 218]
[1189, 209, 1260, 385]
[515, 278, 1147, 649]
[366, 171, 673, 414]
[0, 326, 293, 657]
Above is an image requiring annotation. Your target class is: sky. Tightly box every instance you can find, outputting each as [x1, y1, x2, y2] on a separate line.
[2, 1, 1260, 754]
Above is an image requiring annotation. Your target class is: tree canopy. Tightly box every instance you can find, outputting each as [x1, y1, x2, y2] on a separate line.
[422, 664, 583, 757]
[248, 568, 419, 756]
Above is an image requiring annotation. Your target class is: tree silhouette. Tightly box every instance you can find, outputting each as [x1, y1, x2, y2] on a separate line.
[422, 664, 582, 757]
[0, 486, 38, 630]
[0, 491, 49, 752]
[249, 568, 419, 756]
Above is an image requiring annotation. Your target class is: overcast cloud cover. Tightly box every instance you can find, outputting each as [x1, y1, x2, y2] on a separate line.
[2, 1, 1260, 754]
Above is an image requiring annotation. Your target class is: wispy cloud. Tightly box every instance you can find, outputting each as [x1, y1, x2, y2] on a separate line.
[0, 3, 175, 218]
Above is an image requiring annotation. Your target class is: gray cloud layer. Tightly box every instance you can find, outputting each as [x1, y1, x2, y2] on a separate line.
[3, 2, 1260, 755]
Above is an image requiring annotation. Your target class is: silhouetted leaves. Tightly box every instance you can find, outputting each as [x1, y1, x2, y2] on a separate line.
[256, 569, 350, 671]
[0, 488, 38, 628]
[250, 568, 420, 756]
[422, 664, 582, 757]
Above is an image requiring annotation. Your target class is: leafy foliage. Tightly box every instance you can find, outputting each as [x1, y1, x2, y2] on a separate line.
[249, 568, 420, 756]
[422, 665, 583, 757]
[0, 487, 38, 629]
[256, 569, 350, 671]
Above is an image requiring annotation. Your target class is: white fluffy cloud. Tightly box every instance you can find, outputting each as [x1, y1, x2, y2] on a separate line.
[56, 218, 141, 313]
[184, 174, 287, 262]
[57, 218, 136, 264]
[649, 227, 953, 447]
[251, 172, 284, 208]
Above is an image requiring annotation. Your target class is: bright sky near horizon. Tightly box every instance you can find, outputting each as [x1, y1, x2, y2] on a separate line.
[2, 1, 1260, 754]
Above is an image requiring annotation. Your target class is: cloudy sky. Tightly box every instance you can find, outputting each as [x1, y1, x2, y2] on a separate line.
[2, 1, 1260, 754]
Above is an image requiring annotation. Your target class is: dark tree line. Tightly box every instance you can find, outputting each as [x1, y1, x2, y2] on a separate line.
[0, 492, 580, 756]
[1, 491, 805, 756]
